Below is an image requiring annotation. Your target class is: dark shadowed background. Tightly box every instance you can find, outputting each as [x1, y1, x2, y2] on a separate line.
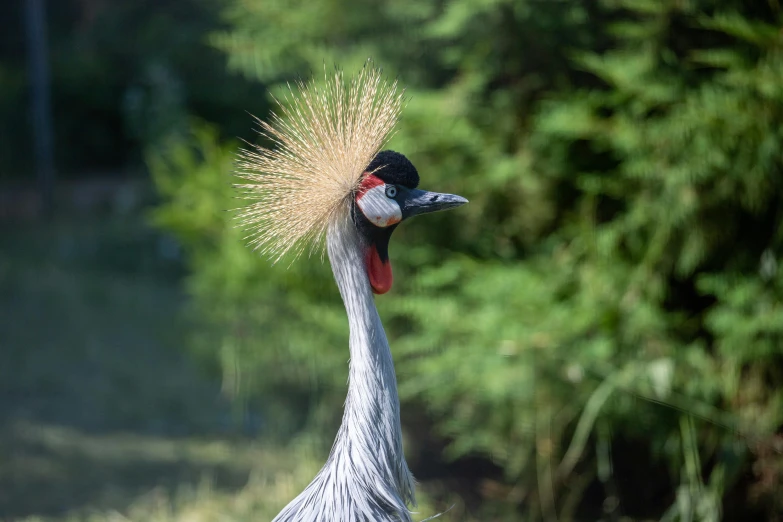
[1, 1, 782, 521]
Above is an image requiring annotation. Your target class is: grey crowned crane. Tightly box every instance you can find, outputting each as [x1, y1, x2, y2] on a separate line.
[235, 65, 467, 522]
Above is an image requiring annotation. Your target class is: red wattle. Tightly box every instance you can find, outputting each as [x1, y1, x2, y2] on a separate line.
[366, 244, 393, 295]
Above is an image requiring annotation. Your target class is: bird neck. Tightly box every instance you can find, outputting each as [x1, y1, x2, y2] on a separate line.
[327, 215, 402, 432]
[273, 213, 417, 521]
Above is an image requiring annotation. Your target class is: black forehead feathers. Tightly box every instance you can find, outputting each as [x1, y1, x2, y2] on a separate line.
[367, 150, 420, 189]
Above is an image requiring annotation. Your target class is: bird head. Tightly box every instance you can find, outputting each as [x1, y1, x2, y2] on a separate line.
[235, 64, 466, 294]
[353, 150, 467, 294]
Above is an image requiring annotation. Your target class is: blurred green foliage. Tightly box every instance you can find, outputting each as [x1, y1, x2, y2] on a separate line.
[150, 0, 783, 520]
[0, 0, 267, 178]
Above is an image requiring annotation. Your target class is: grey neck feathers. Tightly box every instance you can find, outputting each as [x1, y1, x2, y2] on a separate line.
[272, 214, 416, 522]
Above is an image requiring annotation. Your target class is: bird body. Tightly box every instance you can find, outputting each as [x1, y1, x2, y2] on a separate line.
[236, 64, 466, 522]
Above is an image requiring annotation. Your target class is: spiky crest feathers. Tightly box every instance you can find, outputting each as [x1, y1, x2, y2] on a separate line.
[234, 64, 404, 263]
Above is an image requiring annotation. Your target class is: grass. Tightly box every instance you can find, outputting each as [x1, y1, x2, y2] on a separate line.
[0, 214, 317, 521]
[6, 420, 325, 522]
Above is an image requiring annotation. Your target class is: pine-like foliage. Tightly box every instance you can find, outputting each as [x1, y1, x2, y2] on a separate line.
[151, 0, 783, 520]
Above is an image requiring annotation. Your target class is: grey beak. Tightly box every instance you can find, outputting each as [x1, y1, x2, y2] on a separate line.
[400, 188, 468, 219]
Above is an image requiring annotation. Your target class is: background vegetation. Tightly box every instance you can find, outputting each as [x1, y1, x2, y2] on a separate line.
[2, 0, 782, 521]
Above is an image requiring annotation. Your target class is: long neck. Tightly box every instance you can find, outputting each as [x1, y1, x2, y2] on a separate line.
[325, 214, 414, 506]
[271, 215, 416, 522]
[326, 216, 401, 444]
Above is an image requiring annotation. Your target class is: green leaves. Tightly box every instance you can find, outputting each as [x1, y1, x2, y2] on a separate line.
[149, 0, 783, 518]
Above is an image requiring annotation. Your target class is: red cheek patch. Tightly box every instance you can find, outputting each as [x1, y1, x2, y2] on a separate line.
[356, 173, 384, 199]
[366, 244, 393, 295]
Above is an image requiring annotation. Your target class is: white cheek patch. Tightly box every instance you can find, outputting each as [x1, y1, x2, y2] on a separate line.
[357, 185, 402, 228]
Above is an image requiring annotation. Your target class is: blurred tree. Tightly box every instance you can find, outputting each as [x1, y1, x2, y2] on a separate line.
[151, 0, 783, 520]
[24, 0, 55, 215]
[0, 0, 267, 179]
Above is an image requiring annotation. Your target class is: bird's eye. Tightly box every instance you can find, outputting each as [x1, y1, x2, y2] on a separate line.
[385, 185, 397, 198]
